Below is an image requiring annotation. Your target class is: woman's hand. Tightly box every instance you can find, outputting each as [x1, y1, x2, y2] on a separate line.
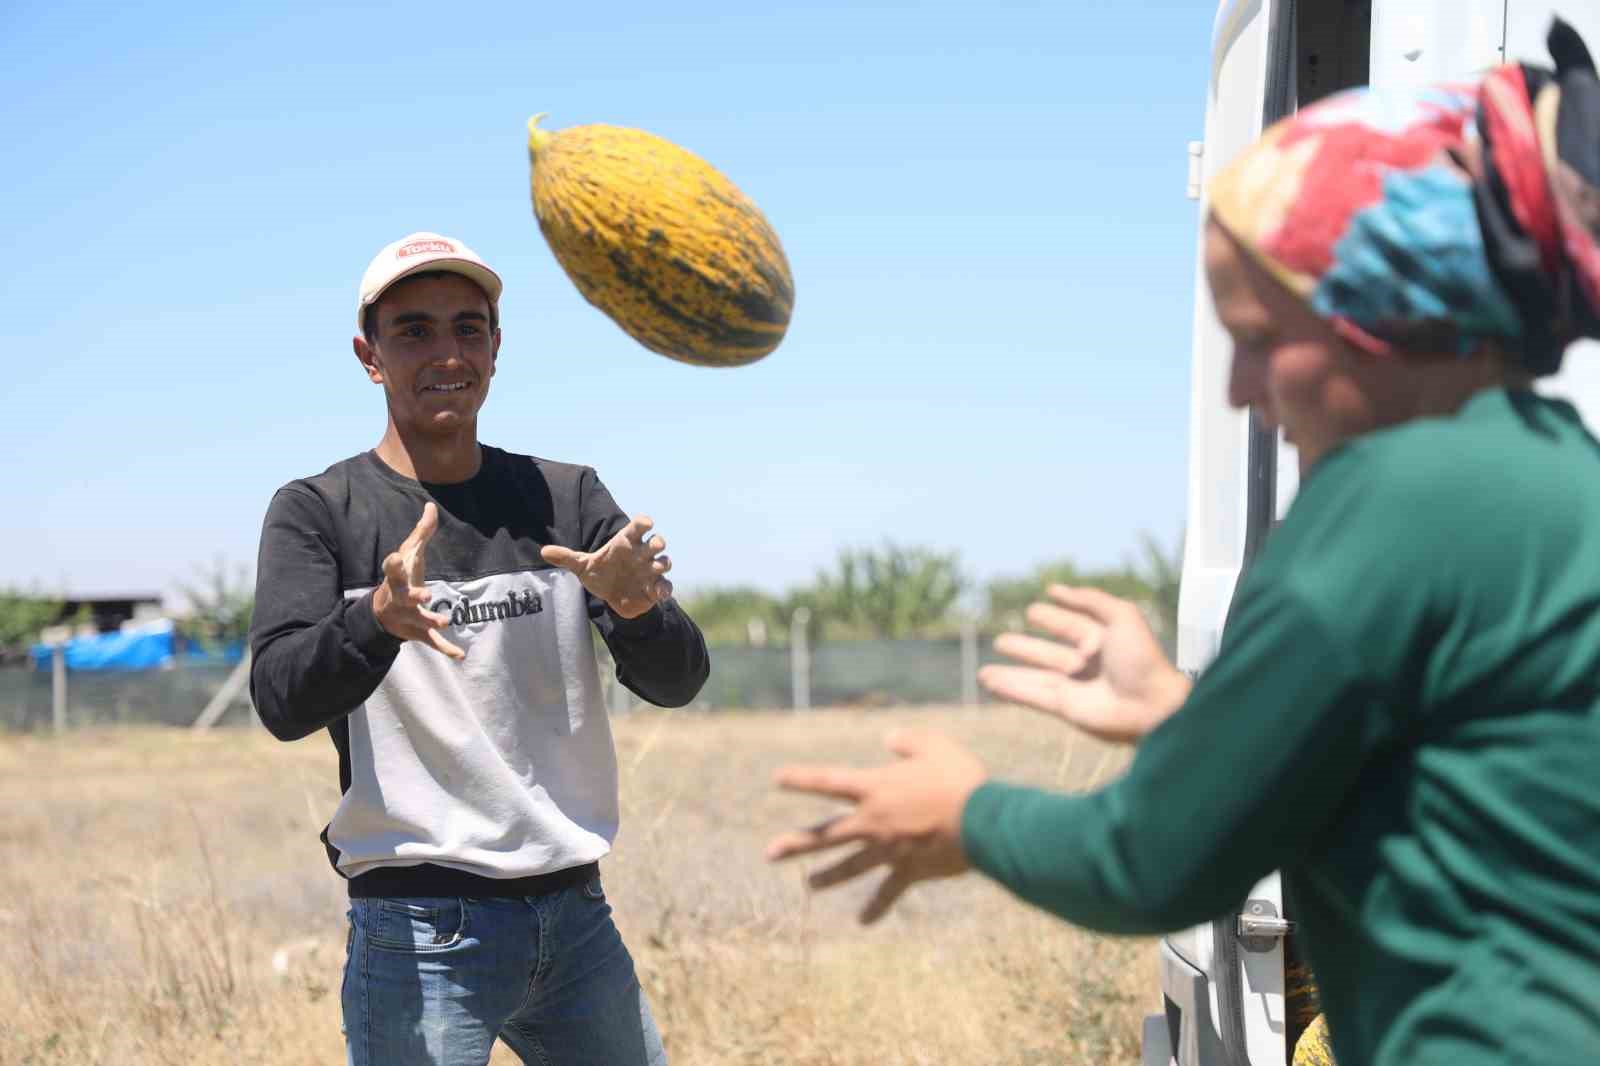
[978, 585, 1190, 744]
[766, 729, 988, 924]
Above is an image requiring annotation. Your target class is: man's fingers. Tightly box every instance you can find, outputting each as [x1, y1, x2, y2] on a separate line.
[809, 844, 890, 890]
[386, 504, 438, 590]
[652, 555, 673, 575]
[540, 544, 583, 572]
[400, 502, 440, 552]
[382, 551, 409, 588]
[425, 628, 466, 662]
[861, 870, 912, 925]
[640, 534, 666, 556]
[773, 765, 870, 802]
[654, 578, 674, 603]
[992, 632, 1091, 676]
[1023, 603, 1103, 656]
[1045, 584, 1129, 624]
[765, 813, 866, 860]
[622, 514, 655, 546]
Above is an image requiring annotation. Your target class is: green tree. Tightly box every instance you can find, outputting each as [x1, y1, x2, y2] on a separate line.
[983, 530, 1183, 650]
[1131, 530, 1182, 650]
[177, 559, 254, 651]
[0, 589, 63, 650]
[678, 585, 789, 645]
[986, 559, 1150, 633]
[807, 544, 966, 639]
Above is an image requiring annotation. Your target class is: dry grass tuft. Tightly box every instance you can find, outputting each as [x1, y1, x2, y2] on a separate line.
[0, 707, 1154, 1065]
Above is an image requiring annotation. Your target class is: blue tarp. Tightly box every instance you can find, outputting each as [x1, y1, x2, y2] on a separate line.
[32, 620, 175, 672]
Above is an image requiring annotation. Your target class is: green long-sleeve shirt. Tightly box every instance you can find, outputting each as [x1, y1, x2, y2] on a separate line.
[962, 389, 1600, 1065]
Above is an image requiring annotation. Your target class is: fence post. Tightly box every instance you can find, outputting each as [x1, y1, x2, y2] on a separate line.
[51, 644, 67, 735]
[192, 650, 253, 731]
[790, 607, 811, 711]
[960, 617, 979, 707]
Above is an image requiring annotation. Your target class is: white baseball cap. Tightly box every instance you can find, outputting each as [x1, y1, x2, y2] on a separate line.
[357, 231, 503, 330]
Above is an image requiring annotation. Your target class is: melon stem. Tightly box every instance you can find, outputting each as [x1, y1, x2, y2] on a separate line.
[527, 113, 553, 156]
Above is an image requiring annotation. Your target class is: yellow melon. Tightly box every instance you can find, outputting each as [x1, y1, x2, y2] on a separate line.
[527, 115, 794, 367]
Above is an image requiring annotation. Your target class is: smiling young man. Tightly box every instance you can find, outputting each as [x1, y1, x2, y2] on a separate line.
[249, 231, 707, 1066]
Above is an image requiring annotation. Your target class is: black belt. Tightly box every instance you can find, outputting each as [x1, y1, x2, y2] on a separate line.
[346, 860, 599, 900]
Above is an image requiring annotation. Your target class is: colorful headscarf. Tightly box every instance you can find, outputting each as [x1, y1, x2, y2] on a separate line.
[1208, 19, 1600, 374]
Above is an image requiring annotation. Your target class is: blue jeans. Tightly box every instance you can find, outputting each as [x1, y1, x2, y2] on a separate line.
[342, 873, 667, 1066]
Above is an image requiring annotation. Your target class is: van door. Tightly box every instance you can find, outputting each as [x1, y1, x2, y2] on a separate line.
[1505, 4, 1600, 429]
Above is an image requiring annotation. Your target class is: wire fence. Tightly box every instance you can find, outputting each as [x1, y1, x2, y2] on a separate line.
[0, 660, 250, 731]
[0, 635, 1016, 732]
[682, 638, 1004, 710]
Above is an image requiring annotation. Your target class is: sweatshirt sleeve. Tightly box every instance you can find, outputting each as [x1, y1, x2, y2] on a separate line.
[959, 582, 1390, 935]
[578, 468, 710, 708]
[248, 486, 403, 741]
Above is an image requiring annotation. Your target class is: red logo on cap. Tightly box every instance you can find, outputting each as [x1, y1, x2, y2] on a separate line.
[398, 240, 455, 258]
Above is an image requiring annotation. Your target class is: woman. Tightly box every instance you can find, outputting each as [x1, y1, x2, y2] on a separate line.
[768, 21, 1600, 1066]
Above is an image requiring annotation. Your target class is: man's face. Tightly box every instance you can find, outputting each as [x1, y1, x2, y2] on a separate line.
[354, 273, 500, 437]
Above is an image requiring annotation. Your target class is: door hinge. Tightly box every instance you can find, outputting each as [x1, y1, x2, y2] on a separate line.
[1237, 898, 1293, 951]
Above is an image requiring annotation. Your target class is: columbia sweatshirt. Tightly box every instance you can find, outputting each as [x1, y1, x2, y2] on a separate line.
[248, 445, 709, 897]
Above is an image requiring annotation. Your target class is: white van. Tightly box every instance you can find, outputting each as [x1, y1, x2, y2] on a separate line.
[1151, 2, 1600, 1063]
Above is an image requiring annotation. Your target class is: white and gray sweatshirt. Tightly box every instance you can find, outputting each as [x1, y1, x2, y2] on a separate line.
[248, 446, 709, 898]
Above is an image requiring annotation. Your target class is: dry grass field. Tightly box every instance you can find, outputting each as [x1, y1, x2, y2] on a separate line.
[0, 706, 1155, 1066]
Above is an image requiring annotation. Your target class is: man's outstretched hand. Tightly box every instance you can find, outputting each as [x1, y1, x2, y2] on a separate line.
[371, 502, 465, 661]
[540, 514, 673, 619]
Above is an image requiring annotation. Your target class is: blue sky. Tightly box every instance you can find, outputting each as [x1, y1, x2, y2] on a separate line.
[3, 0, 1215, 604]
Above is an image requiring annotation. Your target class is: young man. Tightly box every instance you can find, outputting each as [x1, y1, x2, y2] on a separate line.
[249, 231, 707, 1066]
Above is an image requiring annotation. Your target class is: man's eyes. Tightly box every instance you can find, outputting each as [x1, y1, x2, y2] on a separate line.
[394, 323, 485, 339]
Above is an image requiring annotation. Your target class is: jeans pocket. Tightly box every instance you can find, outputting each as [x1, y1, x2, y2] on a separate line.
[581, 874, 606, 902]
[365, 897, 468, 954]
[340, 915, 354, 1037]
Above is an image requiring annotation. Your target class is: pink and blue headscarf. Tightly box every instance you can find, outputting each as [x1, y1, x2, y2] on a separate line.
[1208, 19, 1600, 374]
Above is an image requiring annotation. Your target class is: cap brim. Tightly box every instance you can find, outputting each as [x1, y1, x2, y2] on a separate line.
[358, 258, 504, 329]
